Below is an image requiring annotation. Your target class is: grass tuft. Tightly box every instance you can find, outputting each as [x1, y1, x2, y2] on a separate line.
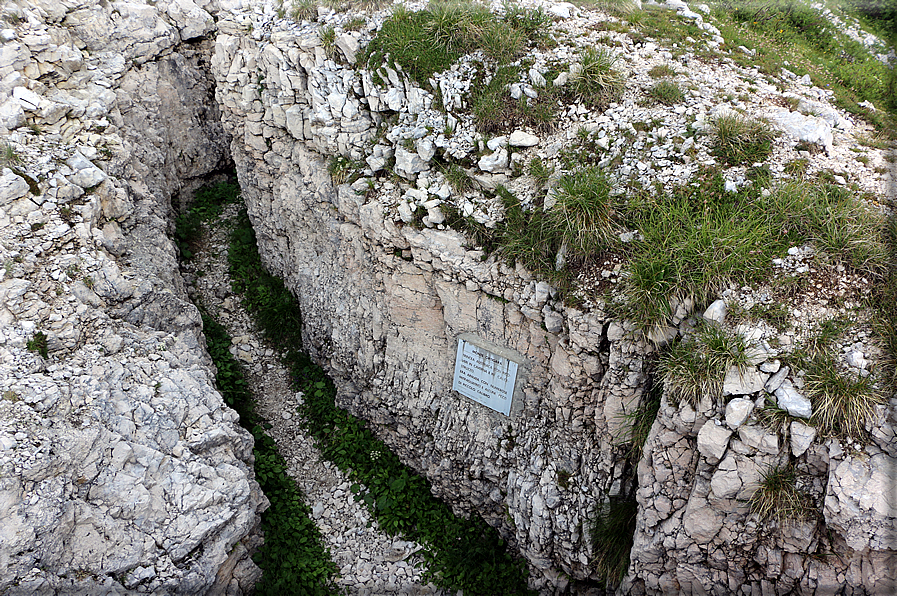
[749, 463, 811, 525]
[566, 46, 625, 110]
[658, 323, 750, 406]
[710, 113, 779, 165]
[802, 351, 884, 441]
[589, 496, 638, 585]
[547, 166, 616, 254]
[647, 80, 684, 105]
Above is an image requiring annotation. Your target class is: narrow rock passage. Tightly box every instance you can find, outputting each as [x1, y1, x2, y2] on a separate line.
[183, 203, 447, 595]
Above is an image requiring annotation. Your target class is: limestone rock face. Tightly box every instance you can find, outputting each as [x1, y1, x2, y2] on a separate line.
[209, 2, 897, 593]
[0, 1, 264, 594]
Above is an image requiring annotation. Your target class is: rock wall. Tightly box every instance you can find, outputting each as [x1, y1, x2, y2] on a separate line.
[211, 1, 896, 594]
[211, 7, 651, 591]
[1, 0, 265, 594]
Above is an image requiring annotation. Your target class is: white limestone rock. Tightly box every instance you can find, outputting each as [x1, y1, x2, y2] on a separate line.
[509, 130, 540, 147]
[166, 0, 216, 40]
[395, 146, 428, 179]
[722, 366, 768, 396]
[335, 34, 359, 64]
[0, 99, 25, 129]
[725, 398, 754, 429]
[702, 299, 726, 324]
[774, 379, 812, 419]
[767, 107, 833, 152]
[790, 420, 816, 457]
[0, 168, 29, 204]
[478, 148, 509, 173]
[710, 455, 742, 499]
[697, 420, 732, 463]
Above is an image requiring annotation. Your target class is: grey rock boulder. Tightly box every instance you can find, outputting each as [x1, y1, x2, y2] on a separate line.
[774, 379, 812, 419]
[697, 420, 732, 463]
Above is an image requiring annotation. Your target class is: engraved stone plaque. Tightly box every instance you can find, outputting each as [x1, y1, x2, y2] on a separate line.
[452, 336, 520, 416]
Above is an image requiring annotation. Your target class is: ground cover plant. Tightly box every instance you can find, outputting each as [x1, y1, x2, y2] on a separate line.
[227, 208, 535, 596]
[176, 182, 338, 595]
[364, 0, 549, 86]
[711, 0, 897, 129]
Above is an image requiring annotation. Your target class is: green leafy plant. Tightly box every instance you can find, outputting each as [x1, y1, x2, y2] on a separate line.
[174, 180, 241, 260]
[440, 163, 473, 193]
[26, 331, 49, 359]
[2, 143, 20, 166]
[710, 113, 778, 165]
[784, 180, 887, 271]
[365, 0, 545, 87]
[327, 155, 362, 185]
[619, 169, 798, 330]
[319, 25, 337, 58]
[617, 380, 662, 462]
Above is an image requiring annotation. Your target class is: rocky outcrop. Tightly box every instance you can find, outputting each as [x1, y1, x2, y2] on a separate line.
[0, 1, 265, 594]
[2, 0, 895, 594]
[211, 0, 895, 593]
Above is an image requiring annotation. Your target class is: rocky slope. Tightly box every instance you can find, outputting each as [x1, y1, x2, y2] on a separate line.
[1, 0, 895, 594]
[211, 0, 895, 593]
[0, 1, 265, 594]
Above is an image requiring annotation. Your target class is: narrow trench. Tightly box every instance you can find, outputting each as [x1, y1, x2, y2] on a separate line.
[177, 187, 447, 595]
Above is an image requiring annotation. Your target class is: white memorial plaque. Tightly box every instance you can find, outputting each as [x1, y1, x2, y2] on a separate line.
[452, 337, 519, 416]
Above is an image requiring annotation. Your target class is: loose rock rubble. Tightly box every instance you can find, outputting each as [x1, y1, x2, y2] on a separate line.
[183, 203, 448, 596]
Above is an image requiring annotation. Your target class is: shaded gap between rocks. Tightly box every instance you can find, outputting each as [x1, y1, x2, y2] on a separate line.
[220, 197, 536, 596]
[175, 177, 340, 596]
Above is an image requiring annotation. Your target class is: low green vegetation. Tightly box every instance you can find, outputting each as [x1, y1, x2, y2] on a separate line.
[550, 166, 616, 254]
[647, 63, 678, 78]
[174, 180, 241, 260]
[471, 65, 559, 134]
[709, 113, 778, 165]
[802, 351, 883, 441]
[712, 0, 897, 130]
[647, 80, 684, 105]
[619, 170, 795, 330]
[201, 312, 338, 596]
[658, 323, 750, 406]
[26, 331, 48, 358]
[749, 462, 812, 525]
[364, 0, 549, 86]
[227, 207, 534, 596]
[565, 47, 626, 109]
[176, 182, 337, 595]
[588, 496, 638, 585]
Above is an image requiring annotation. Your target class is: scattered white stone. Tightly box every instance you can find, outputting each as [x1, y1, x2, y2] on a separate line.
[774, 380, 812, 419]
[790, 420, 817, 457]
[725, 398, 754, 429]
[702, 299, 726, 324]
[722, 366, 768, 396]
[509, 130, 539, 147]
